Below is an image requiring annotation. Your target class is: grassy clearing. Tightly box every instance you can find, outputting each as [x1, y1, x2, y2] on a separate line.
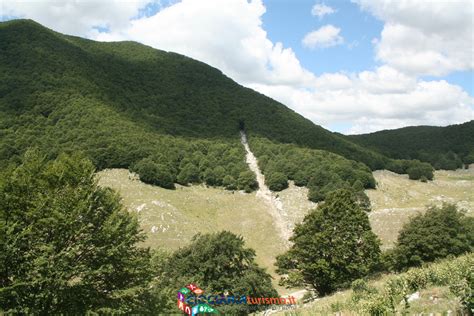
[97, 167, 473, 295]
[97, 169, 302, 293]
[367, 166, 474, 249]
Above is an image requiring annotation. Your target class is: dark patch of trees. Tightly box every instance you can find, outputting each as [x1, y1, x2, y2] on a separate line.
[387, 159, 434, 181]
[1, 19, 389, 179]
[250, 137, 376, 201]
[349, 121, 474, 170]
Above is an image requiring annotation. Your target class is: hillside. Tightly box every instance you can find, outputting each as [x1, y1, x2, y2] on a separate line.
[97, 166, 474, 292]
[0, 19, 386, 173]
[348, 121, 474, 169]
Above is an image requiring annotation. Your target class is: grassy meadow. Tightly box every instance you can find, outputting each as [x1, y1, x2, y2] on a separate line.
[97, 166, 473, 295]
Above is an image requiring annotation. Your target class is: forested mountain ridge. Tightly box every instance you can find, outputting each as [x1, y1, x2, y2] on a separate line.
[348, 121, 474, 170]
[0, 19, 386, 171]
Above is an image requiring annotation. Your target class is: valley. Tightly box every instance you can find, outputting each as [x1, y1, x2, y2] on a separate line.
[97, 165, 474, 292]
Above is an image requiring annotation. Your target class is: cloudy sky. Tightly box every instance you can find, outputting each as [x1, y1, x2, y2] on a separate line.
[1, 0, 473, 134]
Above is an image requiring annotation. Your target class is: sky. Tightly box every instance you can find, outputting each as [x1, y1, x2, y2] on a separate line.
[1, 0, 473, 134]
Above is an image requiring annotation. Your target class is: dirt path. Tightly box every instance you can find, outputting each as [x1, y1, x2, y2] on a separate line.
[240, 131, 292, 246]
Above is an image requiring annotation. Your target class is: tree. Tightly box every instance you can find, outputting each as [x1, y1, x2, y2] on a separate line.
[0, 150, 152, 314]
[177, 162, 200, 184]
[222, 175, 237, 190]
[276, 189, 381, 296]
[406, 161, 433, 181]
[132, 157, 175, 189]
[389, 204, 474, 271]
[266, 171, 288, 191]
[237, 170, 258, 193]
[158, 231, 278, 314]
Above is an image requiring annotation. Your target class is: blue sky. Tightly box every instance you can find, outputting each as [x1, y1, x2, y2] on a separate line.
[1, 0, 473, 133]
[262, 0, 473, 94]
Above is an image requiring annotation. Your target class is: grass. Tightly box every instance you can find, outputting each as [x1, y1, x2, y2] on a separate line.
[98, 169, 295, 293]
[97, 166, 474, 295]
[271, 254, 472, 315]
[367, 166, 474, 249]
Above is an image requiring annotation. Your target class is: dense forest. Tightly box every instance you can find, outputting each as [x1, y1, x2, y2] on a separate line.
[249, 137, 375, 202]
[0, 19, 386, 176]
[348, 121, 474, 169]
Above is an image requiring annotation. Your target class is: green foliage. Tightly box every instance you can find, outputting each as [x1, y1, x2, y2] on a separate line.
[388, 204, 474, 271]
[0, 150, 152, 314]
[276, 189, 381, 295]
[154, 231, 278, 314]
[387, 159, 434, 181]
[354, 254, 473, 315]
[131, 157, 175, 189]
[237, 170, 258, 193]
[266, 171, 288, 191]
[0, 19, 389, 180]
[250, 137, 376, 201]
[349, 121, 474, 169]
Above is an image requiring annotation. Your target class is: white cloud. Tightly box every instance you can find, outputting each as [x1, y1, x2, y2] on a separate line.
[2, 0, 473, 134]
[1, 0, 152, 37]
[311, 3, 335, 18]
[95, 0, 316, 86]
[251, 66, 474, 134]
[302, 24, 344, 49]
[354, 0, 474, 76]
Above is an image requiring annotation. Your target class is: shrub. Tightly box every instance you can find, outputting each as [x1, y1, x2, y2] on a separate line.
[237, 170, 258, 193]
[390, 204, 473, 271]
[132, 157, 175, 189]
[266, 171, 288, 191]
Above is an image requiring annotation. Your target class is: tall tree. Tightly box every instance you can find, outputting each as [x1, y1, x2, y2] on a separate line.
[0, 150, 152, 314]
[276, 189, 381, 295]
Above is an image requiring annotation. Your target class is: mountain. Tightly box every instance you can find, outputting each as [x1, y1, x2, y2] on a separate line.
[0, 19, 386, 172]
[348, 121, 474, 169]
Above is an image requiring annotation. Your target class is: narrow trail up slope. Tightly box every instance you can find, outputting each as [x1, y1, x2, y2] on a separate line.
[240, 131, 292, 245]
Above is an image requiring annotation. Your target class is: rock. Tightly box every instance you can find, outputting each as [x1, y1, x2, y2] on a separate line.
[407, 291, 420, 302]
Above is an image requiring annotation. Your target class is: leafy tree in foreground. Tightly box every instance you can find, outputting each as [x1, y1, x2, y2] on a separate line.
[156, 231, 278, 314]
[388, 204, 474, 271]
[0, 150, 152, 314]
[276, 189, 381, 296]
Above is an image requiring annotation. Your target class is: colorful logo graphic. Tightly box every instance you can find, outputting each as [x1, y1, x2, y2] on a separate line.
[177, 283, 219, 315]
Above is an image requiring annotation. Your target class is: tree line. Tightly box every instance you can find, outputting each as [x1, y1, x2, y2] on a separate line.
[1, 151, 472, 314]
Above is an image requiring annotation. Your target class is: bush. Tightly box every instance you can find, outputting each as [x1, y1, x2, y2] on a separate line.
[132, 157, 175, 189]
[389, 204, 473, 271]
[407, 161, 433, 181]
[177, 162, 200, 184]
[266, 171, 288, 191]
[222, 175, 237, 190]
[237, 170, 258, 193]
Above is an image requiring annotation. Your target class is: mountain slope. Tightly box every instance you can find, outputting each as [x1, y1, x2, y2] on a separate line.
[348, 121, 474, 169]
[0, 19, 386, 170]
